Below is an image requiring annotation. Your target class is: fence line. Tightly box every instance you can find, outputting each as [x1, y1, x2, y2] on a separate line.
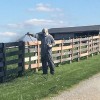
[0, 35, 100, 82]
[0, 41, 24, 82]
[24, 35, 100, 70]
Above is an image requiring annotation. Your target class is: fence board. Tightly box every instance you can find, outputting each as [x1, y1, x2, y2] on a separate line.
[73, 38, 80, 42]
[0, 53, 3, 58]
[80, 48, 88, 52]
[6, 51, 20, 57]
[63, 39, 72, 43]
[62, 57, 71, 62]
[63, 45, 72, 50]
[93, 41, 99, 44]
[80, 53, 88, 57]
[25, 64, 38, 69]
[89, 46, 93, 49]
[55, 40, 62, 44]
[89, 42, 93, 45]
[93, 36, 99, 39]
[7, 67, 22, 75]
[0, 72, 4, 76]
[89, 37, 92, 40]
[73, 44, 79, 48]
[0, 62, 4, 68]
[25, 41, 37, 46]
[6, 59, 19, 65]
[5, 42, 19, 47]
[25, 41, 41, 46]
[81, 43, 88, 46]
[92, 50, 98, 53]
[63, 51, 72, 55]
[93, 45, 99, 49]
[25, 48, 37, 53]
[0, 43, 3, 48]
[52, 47, 61, 51]
[25, 56, 38, 62]
[52, 53, 61, 57]
[54, 60, 61, 63]
[81, 38, 88, 41]
[73, 55, 79, 59]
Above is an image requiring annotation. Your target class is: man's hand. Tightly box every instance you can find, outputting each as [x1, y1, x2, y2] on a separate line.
[26, 32, 34, 37]
[47, 44, 52, 47]
[26, 32, 29, 35]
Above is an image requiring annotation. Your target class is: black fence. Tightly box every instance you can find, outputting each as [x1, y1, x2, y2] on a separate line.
[0, 41, 25, 83]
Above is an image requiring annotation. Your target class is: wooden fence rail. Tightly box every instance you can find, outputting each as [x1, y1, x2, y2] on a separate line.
[24, 35, 100, 71]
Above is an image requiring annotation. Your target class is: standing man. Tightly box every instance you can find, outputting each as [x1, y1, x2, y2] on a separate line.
[27, 28, 55, 75]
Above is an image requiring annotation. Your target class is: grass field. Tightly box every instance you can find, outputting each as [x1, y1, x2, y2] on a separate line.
[0, 54, 100, 100]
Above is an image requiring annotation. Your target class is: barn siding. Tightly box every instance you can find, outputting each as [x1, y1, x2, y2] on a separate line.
[53, 33, 74, 40]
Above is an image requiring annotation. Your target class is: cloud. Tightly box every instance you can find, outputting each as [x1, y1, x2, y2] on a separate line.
[25, 19, 54, 25]
[28, 3, 62, 12]
[4, 18, 64, 28]
[6, 23, 24, 29]
[51, 13, 65, 18]
[0, 32, 17, 37]
[24, 18, 64, 26]
[1, 16, 69, 35]
[0, 18, 67, 42]
[0, 32, 18, 42]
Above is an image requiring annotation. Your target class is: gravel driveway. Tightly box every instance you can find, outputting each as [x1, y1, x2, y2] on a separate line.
[47, 73, 100, 100]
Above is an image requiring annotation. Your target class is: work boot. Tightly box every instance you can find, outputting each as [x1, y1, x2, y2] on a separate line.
[50, 71, 54, 75]
[42, 72, 48, 75]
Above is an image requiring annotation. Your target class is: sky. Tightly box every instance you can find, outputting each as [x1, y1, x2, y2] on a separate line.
[0, 0, 100, 42]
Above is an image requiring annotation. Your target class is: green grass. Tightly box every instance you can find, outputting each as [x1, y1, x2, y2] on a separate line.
[0, 54, 100, 100]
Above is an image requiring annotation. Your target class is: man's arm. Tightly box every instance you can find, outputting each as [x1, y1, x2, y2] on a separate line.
[48, 35, 55, 47]
[51, 36, 55, 46]
[26, 32, 39, 40]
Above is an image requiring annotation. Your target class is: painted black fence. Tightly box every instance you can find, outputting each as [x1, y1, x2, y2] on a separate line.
[0, 41, 25, 83]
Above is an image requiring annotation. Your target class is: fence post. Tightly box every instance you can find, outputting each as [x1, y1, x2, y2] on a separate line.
[60, 40, 63, 63]
[37, 41, 40, 72]
[18, 41, 25, 77]
[0, 43, 6, 83]
[91, 36, 94, 57]
[27, 42, 31, 69]
[69, 37, 72, 64]
[88, 36, 90, 58]
[97, 34, 100, 54]
[86, 36, 89, 59]
[78, 37, 81, 61]
[99, 34, 100, 53]
[79, 37, 82, 60]
[72, 38, 74, 61]
[56, 42, 61, 64]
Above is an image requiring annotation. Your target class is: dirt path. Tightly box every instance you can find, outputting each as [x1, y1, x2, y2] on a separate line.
[47, 73, 100, 100]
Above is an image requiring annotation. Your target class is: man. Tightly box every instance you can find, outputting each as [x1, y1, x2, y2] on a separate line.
[27, 28, 55, 75]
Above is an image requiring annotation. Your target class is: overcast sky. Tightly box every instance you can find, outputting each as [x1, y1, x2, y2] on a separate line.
[0, 0, 100, 42]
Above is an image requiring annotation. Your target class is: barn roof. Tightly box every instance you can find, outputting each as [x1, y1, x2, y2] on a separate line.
[48, 25, 100, 34]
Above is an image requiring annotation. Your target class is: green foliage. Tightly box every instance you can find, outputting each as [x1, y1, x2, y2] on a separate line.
[0, 54, 100, 100]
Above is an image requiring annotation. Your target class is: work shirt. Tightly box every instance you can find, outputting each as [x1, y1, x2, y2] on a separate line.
[34, 34, 55, 57]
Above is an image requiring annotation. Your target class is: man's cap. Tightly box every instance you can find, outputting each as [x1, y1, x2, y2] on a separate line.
[42, 28, 48, 33]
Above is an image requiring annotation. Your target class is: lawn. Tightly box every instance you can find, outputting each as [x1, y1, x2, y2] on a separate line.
[0, 54, 100, 100]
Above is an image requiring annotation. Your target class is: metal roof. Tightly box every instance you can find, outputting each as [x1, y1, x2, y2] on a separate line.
[48, 25, 100, 34]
